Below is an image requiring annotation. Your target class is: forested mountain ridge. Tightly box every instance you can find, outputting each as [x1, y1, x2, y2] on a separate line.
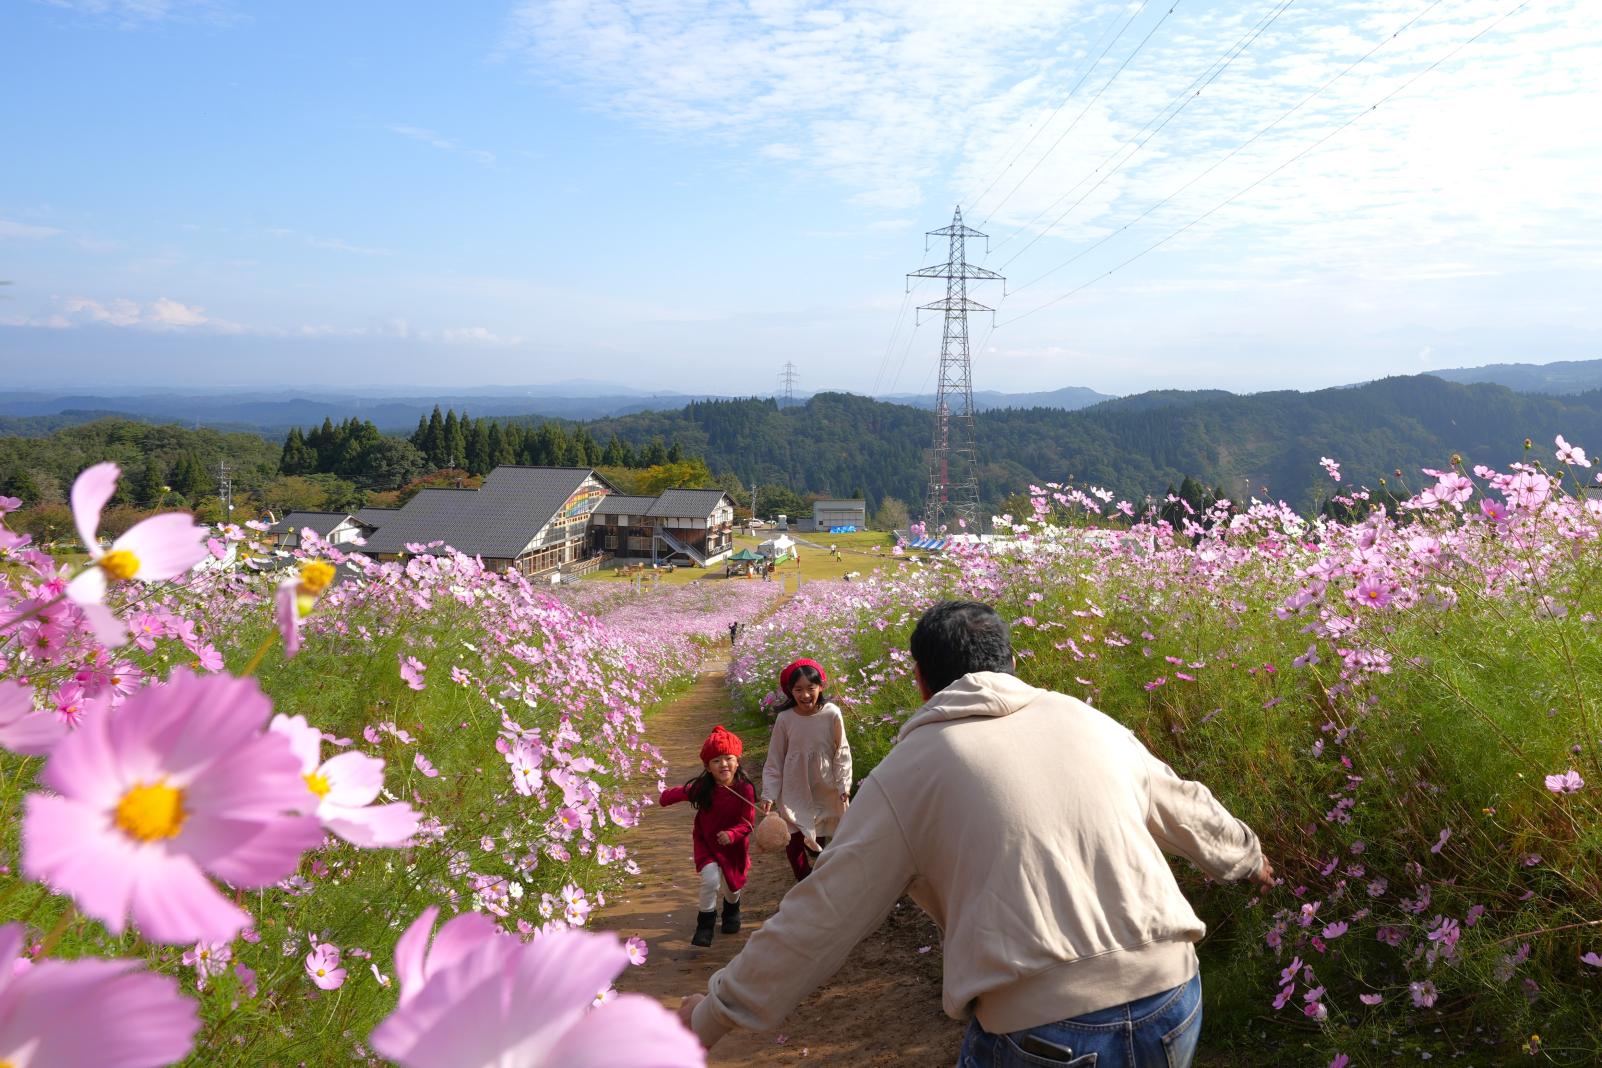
[7, 374, 1602, 525]
[589, 375, 1602, 512]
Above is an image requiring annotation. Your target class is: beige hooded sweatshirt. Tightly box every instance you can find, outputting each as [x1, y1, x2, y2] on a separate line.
[692, 671, 1263, 1045]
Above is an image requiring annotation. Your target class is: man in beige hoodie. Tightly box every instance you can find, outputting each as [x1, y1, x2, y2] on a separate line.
[681, 600, 1273, 1066]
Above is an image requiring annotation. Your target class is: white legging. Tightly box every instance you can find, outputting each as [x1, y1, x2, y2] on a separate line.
[698, 864, 741, 912]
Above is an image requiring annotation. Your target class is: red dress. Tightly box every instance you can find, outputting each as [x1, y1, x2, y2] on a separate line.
[659, 779, 756, 891]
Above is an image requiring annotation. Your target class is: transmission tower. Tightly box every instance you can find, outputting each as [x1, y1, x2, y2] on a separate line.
[908, 206, 1004, 532]
[216, 459, 233, 522]
[778, 361, 799, 407]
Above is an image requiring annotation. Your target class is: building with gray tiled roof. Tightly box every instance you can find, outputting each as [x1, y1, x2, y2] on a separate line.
[358, 467, 613, 578]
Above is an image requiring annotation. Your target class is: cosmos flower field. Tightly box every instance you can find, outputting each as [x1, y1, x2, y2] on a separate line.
[730, 441, 1602, 1065]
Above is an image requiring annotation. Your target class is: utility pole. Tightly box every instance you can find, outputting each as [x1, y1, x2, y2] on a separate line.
[778, 362, 799, 407]
[908, 206, 1004, 533]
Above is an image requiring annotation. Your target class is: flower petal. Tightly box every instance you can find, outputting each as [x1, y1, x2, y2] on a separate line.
[545, 993, 707, 1068]
[319, 750, 385, 806]
[114, 513, 209, 581]
[323, 802, 419, 848]
[71, 461, 119, 556]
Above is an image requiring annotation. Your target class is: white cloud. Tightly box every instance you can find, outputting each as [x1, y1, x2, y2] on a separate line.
[40, 0, 239, 27]
[439, 326, 523, 345]
[504, 0, 1602, 310]
[268, 227, 392, 256]
[387, 124, 496, 166]
[2, 295, 243, 333]
[0, 219, 64, 240]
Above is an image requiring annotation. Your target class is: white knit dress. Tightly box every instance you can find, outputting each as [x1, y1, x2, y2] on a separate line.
[762, 702, 853, 844]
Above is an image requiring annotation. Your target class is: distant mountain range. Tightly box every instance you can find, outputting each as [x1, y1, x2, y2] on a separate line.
[1423, 359, 1602, 394]
[2, 357, 1599, 442]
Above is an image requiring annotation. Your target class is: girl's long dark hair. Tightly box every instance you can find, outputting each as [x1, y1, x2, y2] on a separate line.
[684, 765, 754, 811]
[777, 663, 828, 713]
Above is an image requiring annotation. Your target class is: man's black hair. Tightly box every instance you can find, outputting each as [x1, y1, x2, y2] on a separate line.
[909, 600, 1015, 695]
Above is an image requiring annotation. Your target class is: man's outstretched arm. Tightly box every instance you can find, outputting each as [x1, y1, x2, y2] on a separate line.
[685, 776, 918, 1048]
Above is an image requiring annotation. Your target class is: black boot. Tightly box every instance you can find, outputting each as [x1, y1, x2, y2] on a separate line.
[691, 909, 716, 947]
[721, 898, 742, 934]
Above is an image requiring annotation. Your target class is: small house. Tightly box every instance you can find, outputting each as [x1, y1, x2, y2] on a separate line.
[590, 488, 737, 567]
[262, 511, 377, 550]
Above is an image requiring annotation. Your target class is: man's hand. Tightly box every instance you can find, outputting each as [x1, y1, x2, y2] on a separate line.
[678, 993, 706, 1043]
[839, 791, 850, 808]
[1248, 857, 1275, 891]
[759, 799, 773, 816]
[716, 830, 732, 845]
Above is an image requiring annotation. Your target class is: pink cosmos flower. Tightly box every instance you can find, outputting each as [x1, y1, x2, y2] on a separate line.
[625, 936, 649, 966]
[370, 907, 704, 1068]
[1409, 980, 1438, 1008]
[306, 943, 347, 990]
[1581, 951, 1602, 968]
[64, 462, 208, 647]
[400, 654, 427, 691]
[22, 670, 324, 944]
[181, 940, 232, 990]
[0, 921, 199, 1067]
[1352, 575, 1391, 609]
[1358, 993, 1383, 1006]
[1544, 769, 1585, 794]
[270, 713, 419, 847]
[235, 962, 258, 997]
[0, 679, 66, 756]
[1556, 434, 1591, 468]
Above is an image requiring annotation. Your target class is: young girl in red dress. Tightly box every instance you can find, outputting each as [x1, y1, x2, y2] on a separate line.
[659, 725, 757, 947]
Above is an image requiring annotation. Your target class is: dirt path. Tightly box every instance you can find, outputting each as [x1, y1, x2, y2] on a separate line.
[599, 655, 965, 1066]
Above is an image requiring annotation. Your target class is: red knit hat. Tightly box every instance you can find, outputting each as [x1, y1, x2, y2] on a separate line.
[700, 725, 743, 764]
[779, 658, 827, 694]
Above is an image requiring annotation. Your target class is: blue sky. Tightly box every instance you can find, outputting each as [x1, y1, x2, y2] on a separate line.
[2, 0, 1599, 396]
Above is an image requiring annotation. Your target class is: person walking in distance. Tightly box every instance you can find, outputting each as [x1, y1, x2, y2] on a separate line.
[658, 726, 757, 947]
[680, 601, 1273, 1066]
[758, 659, 852, 882]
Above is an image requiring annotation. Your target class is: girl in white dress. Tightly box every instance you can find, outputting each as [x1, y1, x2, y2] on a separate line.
[759, 658, 853, 881]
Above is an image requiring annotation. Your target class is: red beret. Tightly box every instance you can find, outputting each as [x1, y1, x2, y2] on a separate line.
[700, 725, 743, 764]
[779, 658, 826, 694]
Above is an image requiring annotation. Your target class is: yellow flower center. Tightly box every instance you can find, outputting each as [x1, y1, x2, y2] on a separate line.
[100, 549, 141, 582]
[114, 780, 186, 842]
[316, 968, 327, 977]
[304, 771, 331, 798]
[299, 560, 336, 595]
[295, 591, 319, 620]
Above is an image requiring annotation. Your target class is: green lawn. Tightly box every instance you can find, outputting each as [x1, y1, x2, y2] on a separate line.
[586, 529, 900, 588]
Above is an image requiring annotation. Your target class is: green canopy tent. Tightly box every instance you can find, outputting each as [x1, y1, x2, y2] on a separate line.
[726, 547, 766, 576]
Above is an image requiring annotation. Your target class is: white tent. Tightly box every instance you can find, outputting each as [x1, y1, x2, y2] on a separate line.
[757, 535, 795, 558]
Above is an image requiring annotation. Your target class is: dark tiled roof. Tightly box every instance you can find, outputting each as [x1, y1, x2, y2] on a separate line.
[354, 507, 399, 529]
[360, 468, 601, 559]
[267, 511, 359, 537]
[593, 495, 658, 516]
[649, 489, 734, 519]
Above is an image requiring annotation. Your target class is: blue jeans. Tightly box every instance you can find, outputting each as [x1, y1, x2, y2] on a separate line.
[956, 972, 1202, 1068]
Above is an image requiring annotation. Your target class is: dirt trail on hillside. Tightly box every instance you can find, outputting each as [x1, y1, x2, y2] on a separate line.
[598, 654, 964, 1066]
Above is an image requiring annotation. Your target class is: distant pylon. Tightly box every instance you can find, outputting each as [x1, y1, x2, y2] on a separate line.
[778, 361, 800, 406]
[908, 206, 1004, 532]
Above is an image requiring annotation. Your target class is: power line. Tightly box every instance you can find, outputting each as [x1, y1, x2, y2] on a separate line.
[962, 1, 1149, 215]
[996, 0, 1532, 327]
[977, 1, 1181, 228]
[869, 280, 927, 397]
[991, 0, 1297, 269]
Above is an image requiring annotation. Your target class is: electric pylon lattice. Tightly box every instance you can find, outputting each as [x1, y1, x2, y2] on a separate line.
[908, 206, 1004, 533]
